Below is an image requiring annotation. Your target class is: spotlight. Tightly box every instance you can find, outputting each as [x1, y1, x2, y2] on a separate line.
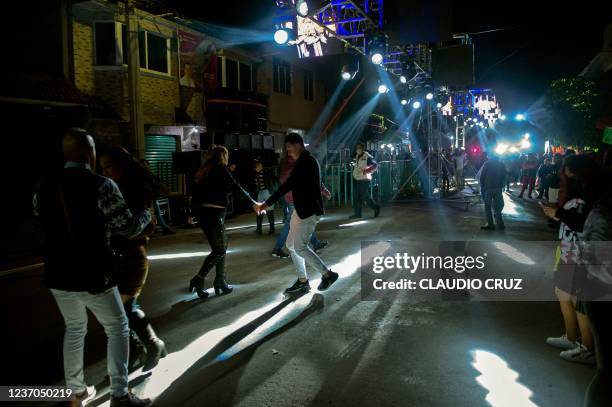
[520, 139, 531, 149]
[436, 102, 442, 108]
[500, 114, 507, 121]
[412, 101, 421, 109]
[371, 52, 383, 65]
[495, 143, 508, 155]
[273, 28, 289, 45]
[296, 0, 309, 16]
[341, 60, 359, 81]
[425, 93, 434, 100]
[378, 84, 389, 94]
[400, 75, 407, 84]
[401, 99, 407, 106]
[523, 133, 530, 139]
[509, 146, 519, 153]
[515, 113, 526, 121]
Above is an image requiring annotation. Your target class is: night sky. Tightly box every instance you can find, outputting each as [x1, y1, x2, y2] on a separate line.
[167, 0, 610, 113]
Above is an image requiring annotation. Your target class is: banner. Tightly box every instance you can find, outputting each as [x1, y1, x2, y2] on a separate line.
[178, 29, 217, 91]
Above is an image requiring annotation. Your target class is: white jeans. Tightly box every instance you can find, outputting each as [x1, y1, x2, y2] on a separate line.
[51, 287, 129, 398]
[286, 211, 328, 279]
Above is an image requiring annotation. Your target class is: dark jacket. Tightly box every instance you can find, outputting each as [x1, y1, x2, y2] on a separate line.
[36, 167, 114, 292]
[192, 164, 254, 209]
[480, 159, 507, 190]
[265, 150, 324, 219]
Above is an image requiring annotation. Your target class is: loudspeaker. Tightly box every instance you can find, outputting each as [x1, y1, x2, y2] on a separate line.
[172, 151, 202, 174]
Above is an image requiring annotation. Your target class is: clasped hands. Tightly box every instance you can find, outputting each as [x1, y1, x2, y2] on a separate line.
[253, 202, 269, 215]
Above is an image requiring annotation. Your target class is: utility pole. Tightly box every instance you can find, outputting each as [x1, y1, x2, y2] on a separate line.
[125, 0, 145, 158]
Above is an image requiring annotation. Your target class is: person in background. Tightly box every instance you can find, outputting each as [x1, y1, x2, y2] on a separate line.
[479, 153, 507, 230]
[188, 146, 256, 298]
[272, 153, 329, 258]
[536, 157, 554, 200]
[139, 159, 175, 235]
[34, 129, 151, 407]
[100, 147, 167, 372]
[557, 149, 577, 208]
[350, 142, 380, 219]
[518, 153, 539, 198]
[453, 148, 467, 191]
[253, 159, 276, 235]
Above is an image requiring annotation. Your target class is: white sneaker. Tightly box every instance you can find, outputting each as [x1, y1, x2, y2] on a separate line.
[560, 344, 596, 365]
[546, 333, 578, 350]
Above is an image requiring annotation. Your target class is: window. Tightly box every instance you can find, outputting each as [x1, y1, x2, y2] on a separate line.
[240, 63, 252, 91]
[273, 58, 291, 95]
[304, 70, 314, 101]
[226, 59, 238, 90]
[216, 56, 223, 88]
[94, 22, 118, 65]
[139, 31, 170, 74]
[94, 21, 170, 75]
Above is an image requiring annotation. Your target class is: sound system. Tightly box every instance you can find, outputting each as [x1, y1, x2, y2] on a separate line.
[172, 150, 202, 174]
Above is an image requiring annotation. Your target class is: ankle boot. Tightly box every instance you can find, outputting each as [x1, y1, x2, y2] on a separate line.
[128, 307, 168, 372]
[189, 274, 209, 298]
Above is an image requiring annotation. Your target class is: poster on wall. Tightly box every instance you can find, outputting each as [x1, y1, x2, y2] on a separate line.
[178, 29, 217, 90]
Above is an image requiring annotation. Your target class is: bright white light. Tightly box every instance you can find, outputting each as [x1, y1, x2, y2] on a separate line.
[371, 52, 383, 65]
[339, 220, 368, 227]
[390, 146, 395, 151]
[426, 93, 434, 100]
[545, 140, 550, 154]
[509, 146, 519, 153]
[296, 0, 309, 16]
[450, 136, 454, 140]
[436, 102, 442, 108]
[341, 71, 351, 80]
[515, 113, 526, 121]
[471, 350, 537, 407]
[380, 145, 385, 150]
[523, 133, 530, 139]
[377, 84, 388, 94]
[520, 139, 531, 149]
[148, 251, 211, 260]
[401, 99, 407, 105]
[400, 75, 407, 83]
[500, 114, 507, 121]
[493, 242, 536, 265]
[495, 143, 508, 155]
[273, 29, 289, 45]
[412, 101, 421, 109]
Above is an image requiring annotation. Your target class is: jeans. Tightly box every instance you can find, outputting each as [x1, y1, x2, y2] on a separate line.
[484, 188, 505, 227]
[286, 211, 329, 279]
[274, 201, 319, 251]
[353, 179, 379, 217]
[50, 287, 129, 398]
[198, 207, 228, 285]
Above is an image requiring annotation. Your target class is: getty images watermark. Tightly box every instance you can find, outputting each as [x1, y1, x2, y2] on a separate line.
[360, 241, 612, 302]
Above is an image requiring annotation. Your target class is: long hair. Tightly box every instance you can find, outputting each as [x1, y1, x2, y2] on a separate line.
[195, 145, 228, 183]
[100, 145, 163, 202]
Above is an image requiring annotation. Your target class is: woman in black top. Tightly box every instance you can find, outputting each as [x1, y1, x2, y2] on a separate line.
[99, 146, 167, 372]
[189, 145, 256, 298]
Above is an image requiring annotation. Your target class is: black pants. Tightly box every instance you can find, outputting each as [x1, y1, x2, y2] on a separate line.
[198, 207, 228, 286]
[353, 179, 379, 216]
[256, 210, 275, 232]
[583, 301, 612, 406]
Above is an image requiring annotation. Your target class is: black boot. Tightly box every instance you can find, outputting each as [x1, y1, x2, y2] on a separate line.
[127, 302, 167, 372]
[268, 211, 275, 234]
[189, 274, 209, 298]
[256, 214, 263, 235]
[128, 331, 147, 371]
[213, 258, 233, 296]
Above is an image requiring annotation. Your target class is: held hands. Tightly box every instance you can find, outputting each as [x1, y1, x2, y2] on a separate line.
[253, 202, 268, 215]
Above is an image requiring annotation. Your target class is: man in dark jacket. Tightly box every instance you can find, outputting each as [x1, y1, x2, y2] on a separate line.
[255, 133, 338, 294]
[480, 155, 507, 230]
[34, 129, 150, 407]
